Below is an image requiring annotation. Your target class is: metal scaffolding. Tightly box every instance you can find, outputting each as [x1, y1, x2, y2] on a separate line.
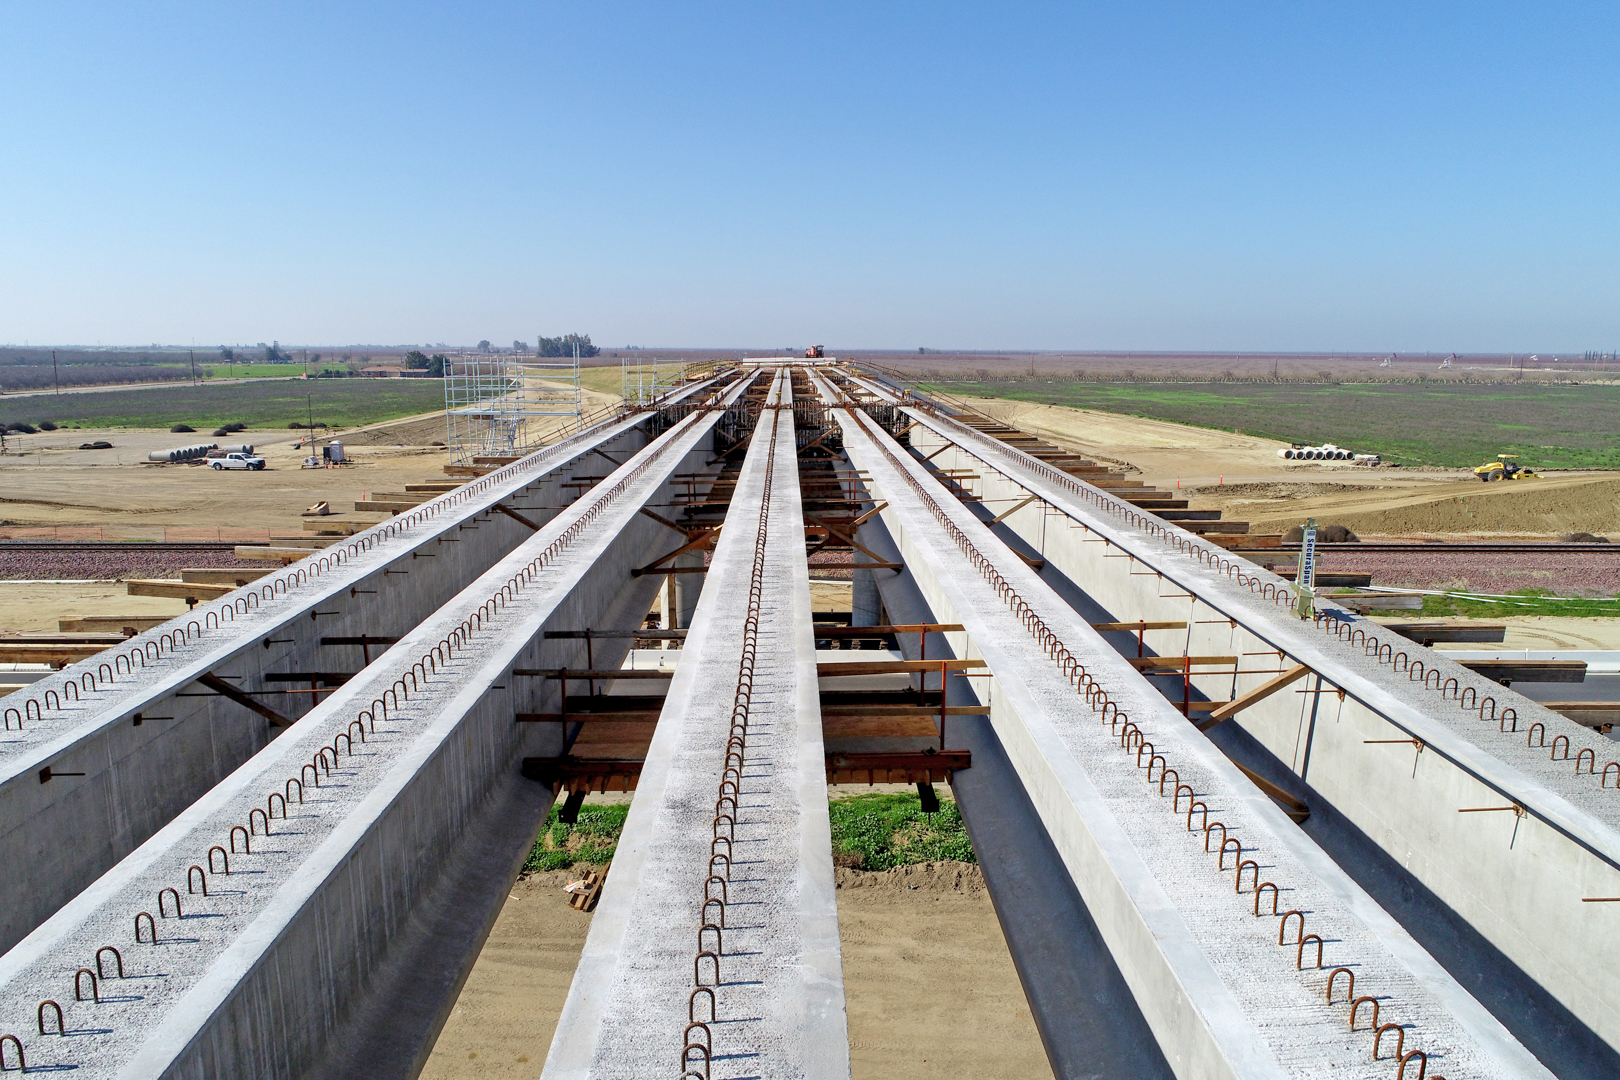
[444, 347, 583, 465]
[620, 354, 687, 406]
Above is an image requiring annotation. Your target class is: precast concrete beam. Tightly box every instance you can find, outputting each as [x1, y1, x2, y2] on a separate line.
[0, 390, 750, 1078]
[856, 379, 1620, 1057]
[546, 369, 851, 1080]
[0, 379, 730, 955]
[818, 372, 1549, 1080]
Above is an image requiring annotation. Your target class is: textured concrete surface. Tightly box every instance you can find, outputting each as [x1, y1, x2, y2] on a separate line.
[546, 371, 851, 1079]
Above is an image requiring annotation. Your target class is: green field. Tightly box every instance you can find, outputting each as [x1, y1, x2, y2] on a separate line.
[924, 378, 1620, 469]
[202, 362, 354, 379]
[0, 379, 445, 431]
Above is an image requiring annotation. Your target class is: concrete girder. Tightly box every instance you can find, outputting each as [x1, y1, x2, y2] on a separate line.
[545, 369, 851, 1079]
[0, 379, 730, 956]
[0, 383, 751, 1078]
[847, 373, 1620, 1062]
[816, 371, 1549, 1080]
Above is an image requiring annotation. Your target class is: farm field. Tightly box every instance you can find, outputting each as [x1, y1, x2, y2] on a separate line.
[917, 377, 1620, 470]
[0, 378, 447, 432]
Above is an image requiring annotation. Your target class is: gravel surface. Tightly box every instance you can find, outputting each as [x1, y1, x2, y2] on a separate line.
[0, 548, 273, 580]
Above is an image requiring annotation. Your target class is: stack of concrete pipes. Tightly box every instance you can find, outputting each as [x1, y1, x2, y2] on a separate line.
[146, 443, 217, 462]
[1277, 444, 1380, 463]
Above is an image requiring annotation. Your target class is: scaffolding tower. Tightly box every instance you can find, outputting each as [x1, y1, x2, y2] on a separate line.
[444, 346, 583, 465]
[620, 354, 687, 406]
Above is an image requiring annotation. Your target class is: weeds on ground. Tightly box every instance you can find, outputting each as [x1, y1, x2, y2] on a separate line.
[523, 803, 629, 873]
[1355, 589, 1620, 619]
[829, 792, 976, 870]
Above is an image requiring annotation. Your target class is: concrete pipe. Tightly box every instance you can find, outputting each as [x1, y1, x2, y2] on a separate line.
[218, 444, 254, 455]
[1278, 449, 1293, 459]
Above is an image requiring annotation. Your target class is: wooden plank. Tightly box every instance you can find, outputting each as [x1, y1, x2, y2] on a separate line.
[59, 616, 168, 634]
[352, 500, 421, 513]
[1197, 664, 1312, 729]
[816, 659, 989, 676]
[1541, 703, 1620, 729]
[516, 711, 660, 724]
[1129, 656, 1238, 670]
[1382, 623, 1507, 645]
[822, 716, 940, 738]
[1091, 621, 1188, 632]
[0, 643, 112, 664]
[1460, 660, 1586, 684]
[233, 546, 315, 563]
[127, 579, 235, 600]
[195, 674, 293, 727]
[181, 568, 274, 585]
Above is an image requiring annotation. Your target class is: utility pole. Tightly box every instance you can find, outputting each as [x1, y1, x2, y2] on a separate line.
[52, 350, 59, 396]
[189, 349, 198, 385]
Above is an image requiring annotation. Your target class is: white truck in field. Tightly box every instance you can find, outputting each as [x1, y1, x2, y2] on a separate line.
[210, 452, 266, 471]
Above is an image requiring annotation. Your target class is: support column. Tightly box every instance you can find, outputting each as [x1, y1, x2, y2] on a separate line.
[671, 551, 704, 628]
[850, 559, 881, 626]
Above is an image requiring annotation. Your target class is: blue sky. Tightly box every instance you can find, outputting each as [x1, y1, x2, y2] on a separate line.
[2, 2, 1617, 351]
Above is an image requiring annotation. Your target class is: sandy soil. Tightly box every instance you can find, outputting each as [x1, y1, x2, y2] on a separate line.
[953, 395, 1620, 538]
[422, 861, 1046, 1080]
[424, 782, 1047, 1079]
[1368, 615, 1620, 650]
[0, 390, 623, 539]
[0, 581, 187, 632]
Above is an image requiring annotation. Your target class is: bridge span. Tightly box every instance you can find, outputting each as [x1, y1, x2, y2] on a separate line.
[0, 360, 1611, 1079]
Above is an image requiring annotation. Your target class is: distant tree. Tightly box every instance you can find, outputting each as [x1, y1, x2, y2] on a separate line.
[918, 347, 926, 354]
[428, 353, 448, 377]
[513, 339, 527, 352]
[264, 342, 288, 363]
[478, 339, 491, 351]
[219, 346, 235, 361]
[537, 333, 600, 358]
[405, 350, 430, 369]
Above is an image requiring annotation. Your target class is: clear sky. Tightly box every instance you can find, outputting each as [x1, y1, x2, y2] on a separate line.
[3, 2, 1617, 351]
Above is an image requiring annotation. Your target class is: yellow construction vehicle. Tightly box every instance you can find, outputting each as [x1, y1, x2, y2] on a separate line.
[1473, 454, 1538, 482]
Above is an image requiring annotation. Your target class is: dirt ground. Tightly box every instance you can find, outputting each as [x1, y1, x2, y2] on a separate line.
[956, 395, 1620, 538]
[0, 581, 188, 632]
[422, 783, 1048, 1080]
[421, 861, 1046, 1080]
[0, 392, 615, 538]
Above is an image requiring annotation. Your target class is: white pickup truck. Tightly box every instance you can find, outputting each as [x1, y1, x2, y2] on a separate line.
[210, 452, 266, 471]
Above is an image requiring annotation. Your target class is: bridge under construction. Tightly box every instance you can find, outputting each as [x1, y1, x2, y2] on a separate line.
[1, 360, 1617, 1079]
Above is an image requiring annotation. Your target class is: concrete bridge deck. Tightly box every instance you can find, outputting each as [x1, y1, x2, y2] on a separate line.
[818, 369, 1549, 1079]
[545, 369, 850, 1080]
[0, 382, 749, 1077]
[0, 378, 729, 955]
[0, 359, 1599, 1078]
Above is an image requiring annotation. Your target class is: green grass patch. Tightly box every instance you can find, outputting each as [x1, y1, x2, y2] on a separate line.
[921, 379, 1620, 470]
[523, 803, 630, 873]
[1386, 589, 1620, 619]
[829, 791, 976, 870]
[203, 362, 354, 379]
[0, 379, 446, 431]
